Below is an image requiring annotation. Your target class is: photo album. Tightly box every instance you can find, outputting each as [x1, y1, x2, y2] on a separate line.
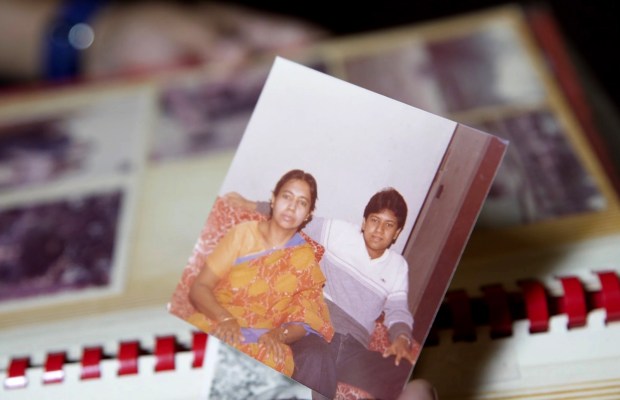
[168, 57, 507, 399]
[8, 4, 618, 399]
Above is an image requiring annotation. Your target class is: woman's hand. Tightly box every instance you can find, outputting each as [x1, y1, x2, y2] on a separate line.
[213, 317, 243, 346]
[258, 328, 288, 365]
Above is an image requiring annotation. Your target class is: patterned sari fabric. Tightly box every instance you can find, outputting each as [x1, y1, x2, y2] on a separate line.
[169, 196, 267, 321]
[188, 227, 334, 376]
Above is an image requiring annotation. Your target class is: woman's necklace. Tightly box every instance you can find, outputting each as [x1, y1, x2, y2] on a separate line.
[262, 233, 291, 250]
[260, 222, 293, 250]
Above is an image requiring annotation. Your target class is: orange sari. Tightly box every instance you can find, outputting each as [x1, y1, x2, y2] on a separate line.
[188, 223, 333, 376]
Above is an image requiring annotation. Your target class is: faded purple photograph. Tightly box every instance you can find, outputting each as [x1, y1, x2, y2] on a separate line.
[0, 118, 90, 191]
[343, 42, 448, 115]
[152, 60, 329, 162]
[476, 110, 605, 227]
[0, 95, 143, 193]
[0, 190, 123, 303]
[343, 23, 544, 115]
[424, 23, 545, 113]
[152, 65, 271, 162]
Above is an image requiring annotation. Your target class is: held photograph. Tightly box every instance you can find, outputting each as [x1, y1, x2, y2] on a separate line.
[169, 58, 506, 399]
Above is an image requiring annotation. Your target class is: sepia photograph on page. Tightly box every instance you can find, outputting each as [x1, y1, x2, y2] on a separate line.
[0, 87, 152, 315]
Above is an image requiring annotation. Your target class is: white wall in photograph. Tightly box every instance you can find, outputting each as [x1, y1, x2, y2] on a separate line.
[220, 58, 457, 252]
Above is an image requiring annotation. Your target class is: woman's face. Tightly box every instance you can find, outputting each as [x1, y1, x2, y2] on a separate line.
[271, 179, 312, 231]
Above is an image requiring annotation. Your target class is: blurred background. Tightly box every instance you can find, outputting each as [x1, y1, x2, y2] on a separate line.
[1, 0, 618, 114]
[1, 0, 619, 399]
[239, 0, 620, 111]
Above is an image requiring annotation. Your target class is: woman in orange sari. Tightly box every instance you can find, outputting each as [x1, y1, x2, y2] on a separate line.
[188, 169, 333, 376]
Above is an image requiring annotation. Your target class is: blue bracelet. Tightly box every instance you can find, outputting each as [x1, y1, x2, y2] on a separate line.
[44, 0, 107, 80]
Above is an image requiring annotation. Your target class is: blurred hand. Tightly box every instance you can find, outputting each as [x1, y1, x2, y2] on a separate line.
[83, 1, 327, 78]
[398, 379, 438, 400]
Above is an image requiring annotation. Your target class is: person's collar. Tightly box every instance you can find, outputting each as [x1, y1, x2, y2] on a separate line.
[369, 248, 389, 263]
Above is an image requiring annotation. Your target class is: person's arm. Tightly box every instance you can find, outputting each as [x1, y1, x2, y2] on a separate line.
[188, 224, 244, 345]
[384, 260, 414, 337]
[189, 264, 231, 322]
[189, 262, 243, 346]
[383, 260, 415, 365]
[223, 191, 261, 212]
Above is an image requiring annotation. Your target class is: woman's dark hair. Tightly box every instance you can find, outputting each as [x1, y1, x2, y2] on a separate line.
[363, 187, 408, 229]
[272, 169, 318, 213]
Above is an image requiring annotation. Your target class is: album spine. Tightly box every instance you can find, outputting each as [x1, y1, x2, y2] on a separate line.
[2, 270, 618, 393]
[2, 331, 208, 392]
[426, 269, 620, 345]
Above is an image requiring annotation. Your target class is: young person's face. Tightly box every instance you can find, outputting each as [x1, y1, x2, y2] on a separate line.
[271, 179, 312, 231]
[362, 209, 402, 259]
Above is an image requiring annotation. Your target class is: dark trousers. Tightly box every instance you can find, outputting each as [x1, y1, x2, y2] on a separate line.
[290, 333, 412, 400]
